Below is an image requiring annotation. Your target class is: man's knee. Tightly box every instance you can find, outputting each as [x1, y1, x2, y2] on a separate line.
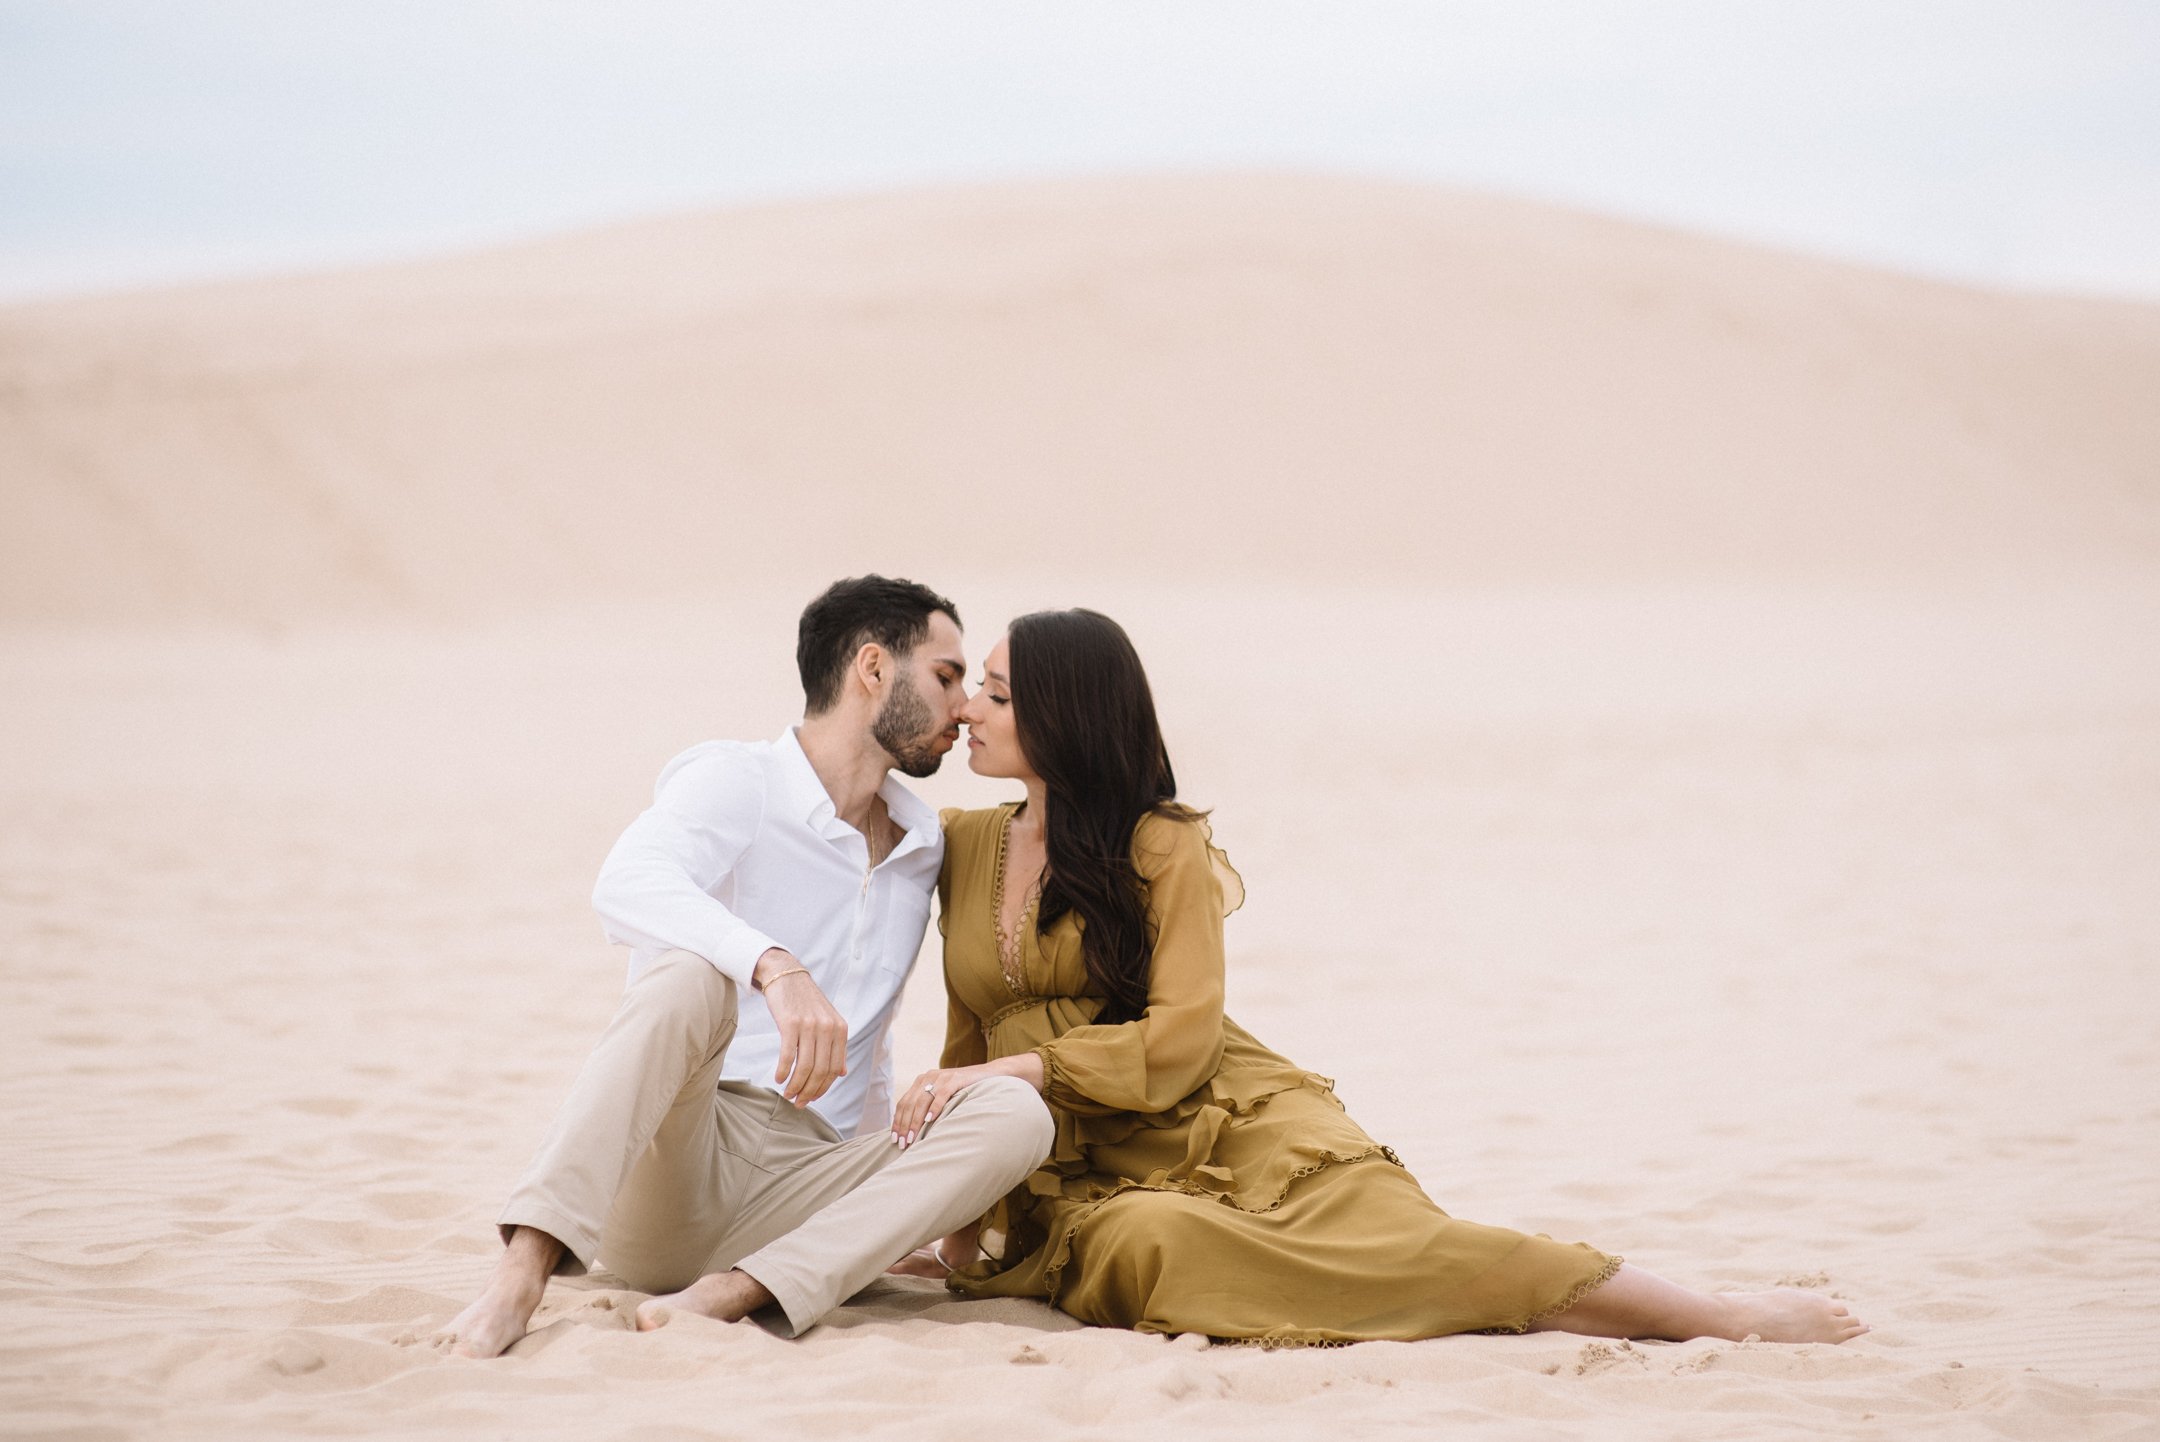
[948, 1075, 1054, 1166]
[625, 950, 738, 1036]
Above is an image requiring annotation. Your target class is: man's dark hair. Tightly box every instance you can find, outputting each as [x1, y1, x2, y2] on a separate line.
[796, 575, 961, 715]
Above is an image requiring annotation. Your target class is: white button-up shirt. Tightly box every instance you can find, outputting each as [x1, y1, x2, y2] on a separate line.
[591, 728, 944, 1136]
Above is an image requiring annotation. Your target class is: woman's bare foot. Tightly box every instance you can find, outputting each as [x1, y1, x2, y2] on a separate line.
[1532, 1262, 1869, 1345]
[634, 1270, 774, 1331]
[431, 1226, 561, 1359]
[884, 1248, 951, 1280]
[1717, 1288, 1870, 1344]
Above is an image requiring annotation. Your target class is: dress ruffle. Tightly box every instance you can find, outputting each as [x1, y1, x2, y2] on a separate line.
[1199, 821, 1245, 918]
[950, 1066, 1407, 1313]
[936, 803, 1620, 1342]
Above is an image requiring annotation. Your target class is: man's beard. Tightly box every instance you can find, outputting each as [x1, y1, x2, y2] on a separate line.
[872, 677, 945, 778]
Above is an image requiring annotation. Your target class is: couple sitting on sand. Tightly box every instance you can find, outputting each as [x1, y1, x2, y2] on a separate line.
[438, 576, 1868, 1357]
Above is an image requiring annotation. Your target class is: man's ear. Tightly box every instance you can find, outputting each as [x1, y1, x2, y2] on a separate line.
[852, 642, 887, 695]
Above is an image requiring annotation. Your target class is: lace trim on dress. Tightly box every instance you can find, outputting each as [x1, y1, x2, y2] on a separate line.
[1481, 1251, 1627, 1336]
[989, 805, 1038, 999]
[990, 807, 1242, 1002]
[980, 996, 1050, 1040]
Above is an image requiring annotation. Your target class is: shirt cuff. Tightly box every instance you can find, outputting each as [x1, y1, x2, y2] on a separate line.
[707, 926, 785, 990]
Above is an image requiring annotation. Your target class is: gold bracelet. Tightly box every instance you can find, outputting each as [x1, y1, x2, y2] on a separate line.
[756, 966, 812, 992]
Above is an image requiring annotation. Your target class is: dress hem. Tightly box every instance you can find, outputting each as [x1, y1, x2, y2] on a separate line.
[1481, 1251, 1627, 1335]
[1213, 1249, 1627, 1348]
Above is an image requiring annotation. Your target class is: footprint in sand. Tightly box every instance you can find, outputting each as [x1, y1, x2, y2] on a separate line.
[267, 1338, 326, 1377]
[1859, 1215, 1925, 1235]
[360, 1189, 464, 1222]
[1903, 1300, 2005, 1322]
[281, 1096, 366, 1119]
[568, 1295, 632, 1330]
[1573, 1340, 1649, 1377]
[43, 1031, 118, 1048]
[2027, 1213, 2112, 1239]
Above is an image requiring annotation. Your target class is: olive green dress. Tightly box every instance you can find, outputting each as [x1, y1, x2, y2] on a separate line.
[937, 803, 1621, 1346]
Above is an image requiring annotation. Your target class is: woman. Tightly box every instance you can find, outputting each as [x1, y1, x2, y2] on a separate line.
[889, 609, 1866, 1347]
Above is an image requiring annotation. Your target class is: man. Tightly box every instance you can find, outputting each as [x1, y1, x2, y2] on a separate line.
[436, 576, 1052, 1358]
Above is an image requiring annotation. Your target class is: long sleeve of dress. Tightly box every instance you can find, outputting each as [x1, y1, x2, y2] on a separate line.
[935, 811, 990, 1070]
[1035, 815, 1229, 1117]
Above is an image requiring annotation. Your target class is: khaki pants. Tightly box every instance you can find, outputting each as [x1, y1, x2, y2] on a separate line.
[499, 949, 1052, 1336]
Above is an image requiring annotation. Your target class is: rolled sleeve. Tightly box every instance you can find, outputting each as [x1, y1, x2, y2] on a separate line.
[591, 749, 782, 989]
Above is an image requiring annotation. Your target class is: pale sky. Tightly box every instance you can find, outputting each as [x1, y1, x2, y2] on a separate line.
[2, 1, 2156, 301]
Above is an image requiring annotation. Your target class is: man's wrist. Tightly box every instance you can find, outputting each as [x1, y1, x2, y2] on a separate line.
[751, 948, 805, 992]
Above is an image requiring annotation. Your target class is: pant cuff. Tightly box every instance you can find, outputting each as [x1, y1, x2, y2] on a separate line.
[731, 1257, 819, 1338]
[497, 1200, 601, 1278]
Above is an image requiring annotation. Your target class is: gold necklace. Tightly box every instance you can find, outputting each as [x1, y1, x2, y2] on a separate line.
[858, 801, 893, 871]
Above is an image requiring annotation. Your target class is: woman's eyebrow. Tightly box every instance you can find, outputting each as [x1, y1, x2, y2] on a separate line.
[983, 668, 1009, 685]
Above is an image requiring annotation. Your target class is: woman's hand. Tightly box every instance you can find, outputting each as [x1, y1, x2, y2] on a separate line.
[890, 1063, 1000, 1147]
[890, 1055, 1044, 1147]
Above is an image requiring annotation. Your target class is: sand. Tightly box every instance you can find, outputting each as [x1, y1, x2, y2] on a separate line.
[3, 175, 2158, 1439]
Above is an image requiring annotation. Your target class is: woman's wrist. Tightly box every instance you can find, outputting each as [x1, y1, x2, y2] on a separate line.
[988, 1051, 1047, 1092]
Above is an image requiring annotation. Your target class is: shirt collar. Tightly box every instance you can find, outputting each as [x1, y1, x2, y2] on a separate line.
[776, 726, 940, 854]
[772, 727, 838, 827]
[879, 773, 940, 850]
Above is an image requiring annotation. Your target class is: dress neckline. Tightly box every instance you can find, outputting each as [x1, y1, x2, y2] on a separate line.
[990, 802, 1041, 998]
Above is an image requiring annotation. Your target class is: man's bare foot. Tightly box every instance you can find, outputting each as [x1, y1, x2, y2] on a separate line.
[635, 1270, 774, 1331]
[435, 1273, 548, 1358]
[431, 1226, 562, 1359]
[1718, 1288, 1870, 1344]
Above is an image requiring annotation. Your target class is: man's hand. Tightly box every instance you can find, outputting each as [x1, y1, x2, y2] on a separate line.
[753, 948, 848, 1106]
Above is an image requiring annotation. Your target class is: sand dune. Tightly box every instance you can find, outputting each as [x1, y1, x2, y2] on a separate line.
[4, 174, 2158, 626]
[3, 176, 2158, 1438]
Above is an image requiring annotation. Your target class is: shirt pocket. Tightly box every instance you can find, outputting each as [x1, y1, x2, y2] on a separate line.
[875, 888, 936, 982]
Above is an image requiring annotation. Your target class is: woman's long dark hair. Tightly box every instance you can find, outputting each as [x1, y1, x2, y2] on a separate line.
[1009, 608, 1197, 1024]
